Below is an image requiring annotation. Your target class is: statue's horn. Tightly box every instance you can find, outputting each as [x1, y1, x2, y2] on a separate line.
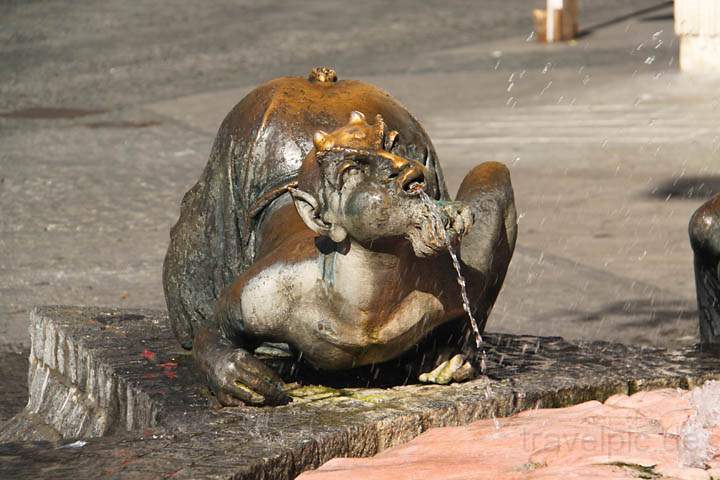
[349, 111, 366, 125]
[384, 130, 399, 151]
[373, 114, 386, 149]
[313, 130, 331, 150]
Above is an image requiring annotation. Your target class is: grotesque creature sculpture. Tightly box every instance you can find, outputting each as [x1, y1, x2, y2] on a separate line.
[163, 68, 517, 406]
[690, 194, 720, 344]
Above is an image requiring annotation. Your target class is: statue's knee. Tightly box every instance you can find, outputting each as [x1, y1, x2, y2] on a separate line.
[690, 195, 720, 258]
[456, 162, 512, 203]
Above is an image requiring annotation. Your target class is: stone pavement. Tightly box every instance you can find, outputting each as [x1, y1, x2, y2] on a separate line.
[1, 0, 719, 437]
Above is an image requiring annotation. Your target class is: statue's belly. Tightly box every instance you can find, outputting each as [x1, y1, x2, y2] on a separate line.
[240, 258, 448, 370]
[291, 291, 447, 370]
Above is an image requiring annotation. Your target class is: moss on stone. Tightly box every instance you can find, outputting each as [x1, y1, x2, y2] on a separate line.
[605, 462, 661, 479]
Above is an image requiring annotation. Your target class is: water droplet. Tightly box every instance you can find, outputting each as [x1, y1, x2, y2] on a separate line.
[491, 411, 501, 430]
[539, 81, 553, 96]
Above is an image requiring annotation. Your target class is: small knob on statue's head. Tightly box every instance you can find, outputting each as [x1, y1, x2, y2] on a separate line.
[308, 67, 338, 83]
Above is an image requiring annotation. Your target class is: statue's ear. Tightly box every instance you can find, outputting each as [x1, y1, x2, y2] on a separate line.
[289, 187, 326, 234]
[289, 187, 347, 243]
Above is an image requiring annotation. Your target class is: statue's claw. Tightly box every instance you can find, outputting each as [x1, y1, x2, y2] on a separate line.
[209, 349, 291, 406]
[411, 200, 475, 257]
[441, 202, 474, 240]
[418, 354, 476, 385]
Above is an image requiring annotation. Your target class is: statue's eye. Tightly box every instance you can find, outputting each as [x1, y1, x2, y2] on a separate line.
[344, 166, 360, 176]
[339, 164, 363, 188]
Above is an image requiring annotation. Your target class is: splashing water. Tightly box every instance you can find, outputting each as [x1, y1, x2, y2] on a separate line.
[418, 191, 483, 348]
[490, 410, 501, 430]
[680, 380, 720, 467]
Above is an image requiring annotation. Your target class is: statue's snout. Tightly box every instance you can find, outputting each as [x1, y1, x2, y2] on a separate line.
[398, 163, 426, 195]
[380, 153, 427, 195]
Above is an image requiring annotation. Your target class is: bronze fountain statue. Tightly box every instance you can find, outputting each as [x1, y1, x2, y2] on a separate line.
[690, 194, 720, 345]
[163, 67, 517, 406]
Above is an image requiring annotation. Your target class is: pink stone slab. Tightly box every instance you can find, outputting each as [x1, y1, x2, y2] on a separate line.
[299, 388, 720, 480]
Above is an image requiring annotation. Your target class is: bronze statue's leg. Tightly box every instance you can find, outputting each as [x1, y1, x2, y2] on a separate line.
[455, 161, 517, 335]
[192, 293, 290, 406]
[690, 194, 720, 344]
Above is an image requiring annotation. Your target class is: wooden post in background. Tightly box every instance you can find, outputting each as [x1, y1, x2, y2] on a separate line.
[534, 0, 579, 43]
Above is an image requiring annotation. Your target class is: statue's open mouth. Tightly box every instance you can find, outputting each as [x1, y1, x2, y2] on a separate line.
[405, 179, 426, 195]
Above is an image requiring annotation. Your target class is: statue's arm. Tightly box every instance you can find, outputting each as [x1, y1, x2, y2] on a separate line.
[455, 162, 516, 276]
[454, 162, 517, 332]
[193, 291, 290, 406]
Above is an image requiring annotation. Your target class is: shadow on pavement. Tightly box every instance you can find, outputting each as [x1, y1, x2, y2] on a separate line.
[648, 176, 720, 201]
[577, 1, 673, 38]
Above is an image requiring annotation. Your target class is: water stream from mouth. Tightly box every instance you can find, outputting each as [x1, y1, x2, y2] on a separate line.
[418, 191, 483, 349]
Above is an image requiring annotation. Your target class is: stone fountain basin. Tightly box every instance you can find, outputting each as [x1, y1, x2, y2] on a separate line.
[2, 306, 720, 479]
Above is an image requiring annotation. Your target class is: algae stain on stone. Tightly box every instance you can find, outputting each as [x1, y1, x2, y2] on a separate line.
[288, 385, 343, 402]
[342, 390, 391, 404]
[288, 384, 393, 405]
[604, 462, 661, 479]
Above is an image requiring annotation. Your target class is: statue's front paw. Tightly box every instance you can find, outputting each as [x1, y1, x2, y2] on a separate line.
[418, 354, 476, 385]
[208, 349, 291, 407]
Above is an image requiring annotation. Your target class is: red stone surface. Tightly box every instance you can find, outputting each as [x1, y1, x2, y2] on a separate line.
[299, 388, 720, 480]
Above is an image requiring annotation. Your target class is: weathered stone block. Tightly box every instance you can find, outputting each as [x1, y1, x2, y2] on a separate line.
[2, 306, 720, 479]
